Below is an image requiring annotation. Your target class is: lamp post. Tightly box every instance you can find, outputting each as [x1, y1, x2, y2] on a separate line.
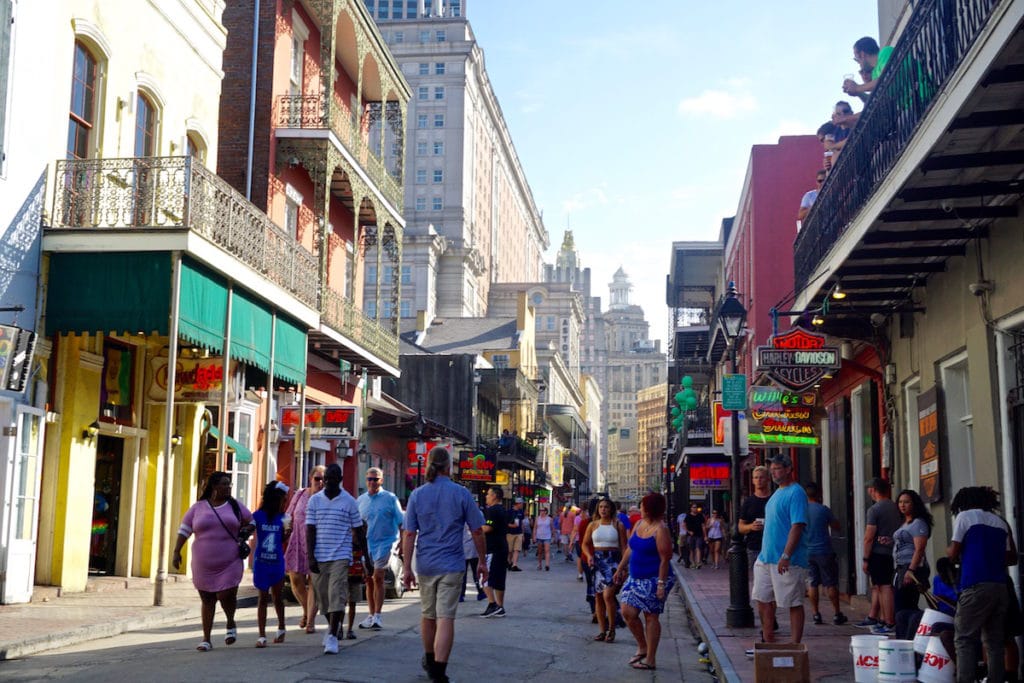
[720, 282, 755, 629]
[414, 412, 426, 487]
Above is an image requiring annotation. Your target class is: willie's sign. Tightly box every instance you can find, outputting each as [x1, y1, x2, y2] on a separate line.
[756, 328, 840, 391]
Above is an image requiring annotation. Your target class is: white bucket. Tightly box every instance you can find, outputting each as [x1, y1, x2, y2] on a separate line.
[877, 639, 916, 682]
[850, 634, 888, 683]
[914, 608, 955, 654]
[917, 636, 955, 683]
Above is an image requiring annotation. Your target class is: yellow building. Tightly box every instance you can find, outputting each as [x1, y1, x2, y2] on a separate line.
[637, 383, 668, 493]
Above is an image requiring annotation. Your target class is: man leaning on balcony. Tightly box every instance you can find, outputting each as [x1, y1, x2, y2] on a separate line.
[843, 36, 893, 97]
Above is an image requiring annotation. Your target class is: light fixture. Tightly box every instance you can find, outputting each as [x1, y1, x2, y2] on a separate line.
[831, 282, 846, 300]
[719, 281, 748, 341]
[82, 420, 100, 441]
[811, 313, 825, 326]
[268, 420, 280, 444]
[170, 432, 183, 447]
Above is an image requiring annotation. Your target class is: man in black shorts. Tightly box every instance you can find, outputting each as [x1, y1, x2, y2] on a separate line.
[481, 486, 509, 618]
[684, 503, 707, 568]
[860, 477, 900, 634]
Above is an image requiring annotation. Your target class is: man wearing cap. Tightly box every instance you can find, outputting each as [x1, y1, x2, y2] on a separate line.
[751, 454, 809, 646]
[356, 466, 404, 631]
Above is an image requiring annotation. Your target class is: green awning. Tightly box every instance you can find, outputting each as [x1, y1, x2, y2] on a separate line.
[178, 259, 226, 352]
[46, 252, 170, 336]
[209, 425, 252, 464]
[229, 289, 272, 372]
[274, 315, 307, 386]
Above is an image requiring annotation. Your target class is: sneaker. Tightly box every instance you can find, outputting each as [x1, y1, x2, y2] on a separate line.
[855, 617, 879, 628]
[480, 603, 498, 618]
[510, 565, 522, 572]
[833, 613, 848, 625]
[323, 634, 339, 655]
[476, 590, 487, 601]
[745, 648, 755, 658]
[545, 566, 550, 571]
[357, 614, 375, 630]
[812, 612, 823, 625]
[870, 623, 893, 635]
[577, 573, 584, 581]
[371, 614, 383, 630]
[490, 606, 506, 618]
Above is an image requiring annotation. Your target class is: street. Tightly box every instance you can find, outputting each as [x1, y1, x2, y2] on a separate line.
[1, 553, 711, 682]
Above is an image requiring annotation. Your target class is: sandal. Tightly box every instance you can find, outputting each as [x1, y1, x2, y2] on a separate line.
[629, 653, 645, 665]
[631, 659, 656, 670]
[273, 629, 286, 644]
[593, 631, 607, 641]
[255, 637, 267, 648]
[298, 617, 307, 629]
[225, 627, 237, 645]
[605, 629, 616, 643]
[305, 623, 316, 634]
[196, 641, 213, 652]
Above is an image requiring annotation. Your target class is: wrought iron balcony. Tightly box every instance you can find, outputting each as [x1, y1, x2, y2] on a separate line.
[52, 156, 318, 308]
[276, 94, 404, 210]
[793, 0, 1004, 290]
[321, 287, 399, 370]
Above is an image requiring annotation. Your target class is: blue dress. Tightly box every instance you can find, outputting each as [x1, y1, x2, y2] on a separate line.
[252, 510, 286, 591]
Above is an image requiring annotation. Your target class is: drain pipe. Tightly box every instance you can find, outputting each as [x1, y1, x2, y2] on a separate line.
[245, 0, 260, 200]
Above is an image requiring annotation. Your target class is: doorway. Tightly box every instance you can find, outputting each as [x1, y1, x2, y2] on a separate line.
[89, 436, 124, 575]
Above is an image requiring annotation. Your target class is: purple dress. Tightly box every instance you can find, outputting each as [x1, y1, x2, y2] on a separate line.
[179, 499, 253, 593]
[284, 488, 312, 574]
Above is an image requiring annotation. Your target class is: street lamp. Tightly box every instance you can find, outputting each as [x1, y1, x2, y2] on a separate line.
[720, 282, 755, 629]
[414, 412, 426, 487]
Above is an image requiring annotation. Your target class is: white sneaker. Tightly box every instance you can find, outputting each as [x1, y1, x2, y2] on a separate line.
[371, 614, 383, 630]
[323, 634, 339, 655]
[357, 614, 376, 630]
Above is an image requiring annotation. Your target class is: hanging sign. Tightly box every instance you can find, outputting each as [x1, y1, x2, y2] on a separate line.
[149, 356, 235, 402]
[917, 387, 942, 503]
[722, 374, 748, 410]
[280, 405, 356, 438]
[689, 462, 731, 490]
[457, 449, 496, 482]
[747, 386, 820, 446]
[756, 328, 841, 391]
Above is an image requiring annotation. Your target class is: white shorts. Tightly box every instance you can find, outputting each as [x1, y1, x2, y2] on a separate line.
[751, 560, 807, 609]
[559, 534, 569, 545]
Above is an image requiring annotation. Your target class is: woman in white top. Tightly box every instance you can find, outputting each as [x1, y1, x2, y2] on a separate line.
[533, 507, 555, 570]
[705, 510, 725, 569]
[582, 499, 628, 642]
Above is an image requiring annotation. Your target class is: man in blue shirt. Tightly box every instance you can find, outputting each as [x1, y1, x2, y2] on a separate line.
[803, 482, 847, 626]
[403, 447, 486, 683]
[751, 453, 808, 646]
[356, 466, 404, 631]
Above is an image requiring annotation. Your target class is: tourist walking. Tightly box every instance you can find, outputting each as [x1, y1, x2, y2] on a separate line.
[892, 489, 932, 620]
[614, 492, 675, 671]
[683, 503, 706, 568]
[481, 486, 509, 617]
[861, 477, 901, 635]
[803, 482, 847, 626]
[560, 507, 575, 559]
[356, 466, 404, 631]
[402, 447, 487, 683]
[533, 507, 554, 570]
[172, 470, 255, 652]
[461, 523, 486, 601]
[507, 499, 525, 571]
[705, 510, 726, 569]
[284, 465, 325, 633]
[583, 498, 628, 643]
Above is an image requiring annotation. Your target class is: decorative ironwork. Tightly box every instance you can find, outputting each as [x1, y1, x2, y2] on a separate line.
[321, 286, 399, 369]
[52, 156, 318, 307]
[794, 0, 1004, 290]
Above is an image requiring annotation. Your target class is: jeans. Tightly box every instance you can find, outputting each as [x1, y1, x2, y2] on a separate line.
[955, 581, 1007, 683]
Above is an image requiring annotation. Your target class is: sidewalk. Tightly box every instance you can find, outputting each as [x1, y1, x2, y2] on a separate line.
[674, 560, 871, 682]
[0, 575, 258, 661]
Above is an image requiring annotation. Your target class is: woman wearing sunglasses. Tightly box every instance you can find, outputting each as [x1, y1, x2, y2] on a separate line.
[284, 465, 326, 632]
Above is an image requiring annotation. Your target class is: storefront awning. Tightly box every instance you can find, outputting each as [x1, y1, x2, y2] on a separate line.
[209, 425, 252, 464]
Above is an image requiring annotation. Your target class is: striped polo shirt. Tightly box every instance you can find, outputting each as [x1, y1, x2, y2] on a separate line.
[307, 488, 363, 562]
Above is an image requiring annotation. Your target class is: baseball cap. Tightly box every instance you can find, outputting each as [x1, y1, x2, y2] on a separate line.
[766, 453, 793, 468]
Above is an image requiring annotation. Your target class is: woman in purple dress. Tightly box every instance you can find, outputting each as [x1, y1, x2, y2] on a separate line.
[173, 471, 254, 652]
[284, 465, 325, 632]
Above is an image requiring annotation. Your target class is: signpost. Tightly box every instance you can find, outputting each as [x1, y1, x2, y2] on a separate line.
[722, 374, 747, 410]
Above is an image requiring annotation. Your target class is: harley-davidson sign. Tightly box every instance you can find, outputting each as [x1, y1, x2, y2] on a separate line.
[756, 328, 841, 391]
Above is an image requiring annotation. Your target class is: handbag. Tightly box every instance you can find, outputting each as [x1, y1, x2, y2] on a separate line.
[210, 500, 250, 559]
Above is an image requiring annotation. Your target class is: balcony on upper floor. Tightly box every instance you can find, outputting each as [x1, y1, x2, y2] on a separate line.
[793, 0, 1024, 318]
[319, 286, 399, 372]
[49, 156, 319, 310]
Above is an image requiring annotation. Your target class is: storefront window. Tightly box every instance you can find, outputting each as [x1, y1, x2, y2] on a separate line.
[101, 341, 135, 425]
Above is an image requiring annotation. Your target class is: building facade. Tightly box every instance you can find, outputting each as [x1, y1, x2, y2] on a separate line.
[637, 383, 668, 494]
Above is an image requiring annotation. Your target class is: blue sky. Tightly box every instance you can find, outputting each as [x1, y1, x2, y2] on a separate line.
[469, 2, 880, 343]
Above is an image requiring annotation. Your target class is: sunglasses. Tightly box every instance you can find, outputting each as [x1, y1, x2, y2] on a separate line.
[366, 477, 380, 482]
[313, 476, 324, 482]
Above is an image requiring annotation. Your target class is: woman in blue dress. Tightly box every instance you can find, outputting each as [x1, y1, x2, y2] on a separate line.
[253, 481, 290, 647]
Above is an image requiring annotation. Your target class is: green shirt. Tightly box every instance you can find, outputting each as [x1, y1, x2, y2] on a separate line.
[872, 45, 894, 82]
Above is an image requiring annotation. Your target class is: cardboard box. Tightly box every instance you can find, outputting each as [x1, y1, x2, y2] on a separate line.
[753, 642, 810, 683]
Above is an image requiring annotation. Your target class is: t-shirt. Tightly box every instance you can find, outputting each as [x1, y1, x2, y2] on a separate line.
[403, 475, 485, 575]
[508, 508, 524, 535]
[619, 511, 633, 532]
[484, 504, 509, 554]
[739, 495, 770, 552]
[952, 508, 1010, 590]
[805, 501, 836, 556]
[676, 513, 687, 536]
[893, 517, 930, 567]
[866, 498, 901, 556]
[356, 488, 404, 562]
[306, 489, 363, 563]
[800, 189, 818, 210]
[872, 45, 894, 82]
[684, 512, 705, 536]
[759, 483, 809, 567]
[534, 514, 554, 540]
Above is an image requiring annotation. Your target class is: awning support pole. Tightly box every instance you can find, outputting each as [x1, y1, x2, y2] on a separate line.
[155, 252, 182, 606]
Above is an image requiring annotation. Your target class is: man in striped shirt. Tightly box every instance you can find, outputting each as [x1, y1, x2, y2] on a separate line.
[307, 463, 367, 655]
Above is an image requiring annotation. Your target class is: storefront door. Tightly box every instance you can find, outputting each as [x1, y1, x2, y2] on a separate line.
[90, 436, 124, 575]
[1, 405, 45, 603]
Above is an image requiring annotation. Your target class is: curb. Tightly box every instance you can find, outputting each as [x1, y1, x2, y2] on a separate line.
[673, 564, 741, 683]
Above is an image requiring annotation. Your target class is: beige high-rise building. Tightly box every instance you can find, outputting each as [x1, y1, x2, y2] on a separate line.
[637, 383, 668, 494]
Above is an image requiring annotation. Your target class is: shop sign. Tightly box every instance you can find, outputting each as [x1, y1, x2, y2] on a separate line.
[747, 386, 820, 446]
[0, 325, 36, 393]
[536, 488, 551, 505]
[148, 356, 234, 402]
[917, 387, 942, 503]
[713, 401, 728, 445]
[689, 462, 730, 490]
[756, 328, 841, 391]
[457, 449, 496, 482]
[406, 441, 450, 478]
[280, 405, 356, 438]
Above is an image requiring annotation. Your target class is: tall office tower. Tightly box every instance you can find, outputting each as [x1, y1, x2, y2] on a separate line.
[364, 0, 549, 320]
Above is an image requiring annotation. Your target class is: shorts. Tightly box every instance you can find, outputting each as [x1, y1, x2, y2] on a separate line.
[868, 553, 895, 586]
[418, 572, 463, 619]
[560, 533, 570, 545]
[808, 553, 839, 588]
[347, 577, 364, 604]
[312, 559, 350, 614]
[507, 534, 523, 553]
[371, 554, 389, 571]
[535, 537, 551, 546]
[483, 552, 507, 591]
[688, 535, 706, 553]
[751, 560, 808, 609]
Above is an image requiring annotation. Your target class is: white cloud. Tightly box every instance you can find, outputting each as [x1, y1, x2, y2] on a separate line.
[760, 118, 815, 143]
[677, 89, 758, 119]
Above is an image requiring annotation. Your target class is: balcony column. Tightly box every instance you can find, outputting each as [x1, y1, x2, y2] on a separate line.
[315, 2, 340, 130]
[382, 224, 402, 335]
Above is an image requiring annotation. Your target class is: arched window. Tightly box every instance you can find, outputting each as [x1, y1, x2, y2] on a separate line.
[67, 41, 98, 159]
[134, 93, 157, 156]
[185, 132, 206, 165]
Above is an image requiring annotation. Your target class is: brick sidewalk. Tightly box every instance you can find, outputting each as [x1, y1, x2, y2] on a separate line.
[673, 560, 871, 682]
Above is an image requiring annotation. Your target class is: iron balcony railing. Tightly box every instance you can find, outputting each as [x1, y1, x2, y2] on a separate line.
[276, 94, 404, 210]
[321, 287, 399, 369]
[793, 0, 1004, 290]
[52, 156, 319, 308]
